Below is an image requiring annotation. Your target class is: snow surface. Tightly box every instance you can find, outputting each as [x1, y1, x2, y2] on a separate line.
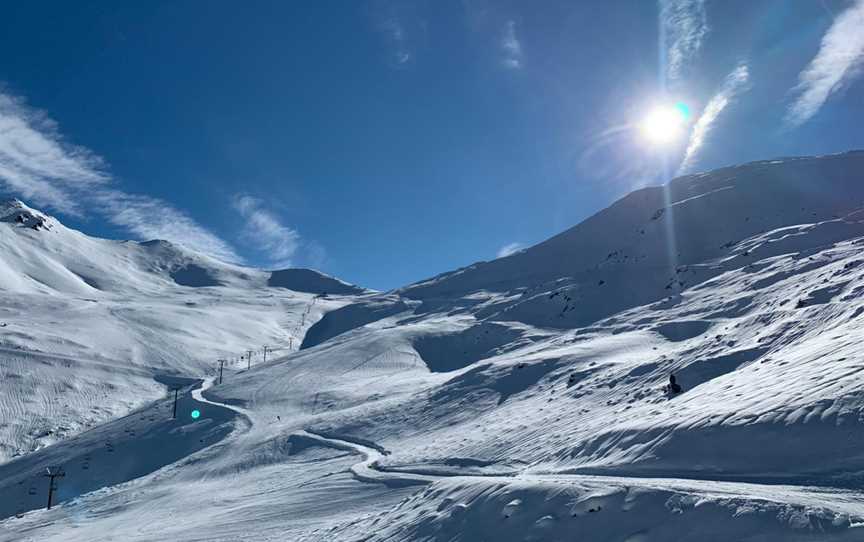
[0, 199, 359, 463]
[3, 151, 864, 541]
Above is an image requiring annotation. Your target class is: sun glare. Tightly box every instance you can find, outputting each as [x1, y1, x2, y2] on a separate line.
[639, 103, 690, 145]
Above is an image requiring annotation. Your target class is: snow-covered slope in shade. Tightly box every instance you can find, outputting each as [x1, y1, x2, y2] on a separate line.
[4, 152, 864, 541]
[268, 268, 369, 295]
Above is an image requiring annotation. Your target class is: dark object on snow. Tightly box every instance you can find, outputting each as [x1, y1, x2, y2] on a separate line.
[665, 374, 682, 395]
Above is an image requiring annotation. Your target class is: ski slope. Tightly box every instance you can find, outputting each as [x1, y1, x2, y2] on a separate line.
[3, 152, 864, 541]
[0, 199, 367, 463]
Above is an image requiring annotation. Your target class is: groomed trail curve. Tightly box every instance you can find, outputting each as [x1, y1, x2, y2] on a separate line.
[5, 362, 864, 542]
[0, 375, 247, 522]
[193, 377, 252, 420]
[193, 379, 864, 526]
[287, 429, 864, 519]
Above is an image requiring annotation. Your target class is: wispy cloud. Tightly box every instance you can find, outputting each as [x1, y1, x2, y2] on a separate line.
[679, 63, 751, 173]
[0, 90, 240, 262]
[660, 0, 709, 83]
[95, 191, 239, 262]
[497, 242, 524, 258]
[232, 195, 300, 269]
[302, 239, 328, 271]
[0, 93, 108, 215]
[372, 1, 425, 68]
[500, 20, 522, 69]
[785, 0, 864, 127]
[380, 15, 413, 66]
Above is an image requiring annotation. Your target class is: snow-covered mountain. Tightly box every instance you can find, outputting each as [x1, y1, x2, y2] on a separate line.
[399, 151, 864, 324]
[0, 198, 369, 462]
[0, 198, 367, 296]
[4, 151, 864, 541]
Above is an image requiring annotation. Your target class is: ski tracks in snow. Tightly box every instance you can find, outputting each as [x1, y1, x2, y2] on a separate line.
[279, 429, 864, 521]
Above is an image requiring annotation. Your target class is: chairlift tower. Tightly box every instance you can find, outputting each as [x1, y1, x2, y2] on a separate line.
[44, 467, 65, 510]
[170, 385, 182, 419]
[218, 359, 226, 384]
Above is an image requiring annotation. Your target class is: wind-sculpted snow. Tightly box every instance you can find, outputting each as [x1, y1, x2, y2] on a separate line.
[326, 476, 864, 541]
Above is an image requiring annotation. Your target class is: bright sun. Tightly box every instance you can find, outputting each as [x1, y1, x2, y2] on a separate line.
[639, 103, 690, 145]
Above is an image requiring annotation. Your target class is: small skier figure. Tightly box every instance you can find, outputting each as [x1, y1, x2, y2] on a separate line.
[664, 374, 682, 396]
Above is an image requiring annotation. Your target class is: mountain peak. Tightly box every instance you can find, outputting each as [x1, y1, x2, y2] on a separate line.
[0, 197, 27, 212]
[0, 198, 55, 231]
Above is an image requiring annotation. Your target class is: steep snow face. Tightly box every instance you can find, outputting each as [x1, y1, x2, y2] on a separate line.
[301, 151, 864, 368]
[397, 151, 864, 329]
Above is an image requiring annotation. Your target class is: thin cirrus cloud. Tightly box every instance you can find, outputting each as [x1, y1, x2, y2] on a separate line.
[372, 0, 424, 68]
[0, 92, 108, 216]
[660, 0, 709, 83]
[93, 191, 239, 262]
[500, 20, 523, 69]
[380, 15, 413, 66]
[785, 0, 864, 128]
[0, 90, 240, 262]
[232, 195, 300, 269]
[462, 1, 524, 70]
[679, 63, 751, 174]
[497, 242, 524, 258]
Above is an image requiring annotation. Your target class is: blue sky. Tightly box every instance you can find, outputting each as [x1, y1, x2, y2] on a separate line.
[0, 1, 863, 290]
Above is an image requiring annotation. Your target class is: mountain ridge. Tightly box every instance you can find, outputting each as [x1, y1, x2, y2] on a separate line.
[0, 196, 369, 295]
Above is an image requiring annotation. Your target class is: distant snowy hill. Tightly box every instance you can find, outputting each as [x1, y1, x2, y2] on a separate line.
[268, 268, 367, 295]
[0, 198, 367, 462]
[0, 199, 370, 296]
[4, 152, 864, 541]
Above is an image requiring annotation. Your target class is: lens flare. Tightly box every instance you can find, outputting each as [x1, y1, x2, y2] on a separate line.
[191, 409, 201, 419]
[674, 101, 690, 120]
[639, 103, 689, 145]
